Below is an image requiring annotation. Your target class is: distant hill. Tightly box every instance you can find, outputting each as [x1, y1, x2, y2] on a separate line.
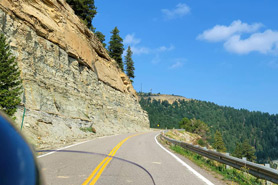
[139, 93, 278, 163]
[139, 93, 190, 104]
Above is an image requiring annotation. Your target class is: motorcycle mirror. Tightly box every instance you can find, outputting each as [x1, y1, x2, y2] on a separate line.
[0, 111, 41, 185]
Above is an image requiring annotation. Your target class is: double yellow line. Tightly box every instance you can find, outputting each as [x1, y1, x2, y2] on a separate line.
[82, 133, 142, 185]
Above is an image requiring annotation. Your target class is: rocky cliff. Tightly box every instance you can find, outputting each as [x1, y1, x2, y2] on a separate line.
[0, 0, 149, 148]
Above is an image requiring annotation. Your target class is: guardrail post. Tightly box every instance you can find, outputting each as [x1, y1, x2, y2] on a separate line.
[265, 164, 272, 185]
[225, 153, 231, 169]
[240, 157, 248, 177]
[266, 181, 272, 185]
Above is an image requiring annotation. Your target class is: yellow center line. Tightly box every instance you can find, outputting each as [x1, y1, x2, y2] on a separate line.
[89, 157, 113, 185]
[82, 133, 143, 185]
[81, 142, 122, 185]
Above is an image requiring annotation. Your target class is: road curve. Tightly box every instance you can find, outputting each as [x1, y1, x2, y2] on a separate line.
[38, 131, 224, 185]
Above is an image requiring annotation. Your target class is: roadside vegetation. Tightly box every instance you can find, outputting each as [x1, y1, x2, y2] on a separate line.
[80, 126, 96, 133]
[179, 117, 210, 147]
[170, 144, 264, 185]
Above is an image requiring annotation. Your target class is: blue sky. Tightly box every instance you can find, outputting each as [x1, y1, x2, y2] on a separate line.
[93, 0, 278, 114]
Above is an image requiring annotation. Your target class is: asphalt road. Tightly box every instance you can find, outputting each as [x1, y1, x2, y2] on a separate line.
[38, 131, 224, 185]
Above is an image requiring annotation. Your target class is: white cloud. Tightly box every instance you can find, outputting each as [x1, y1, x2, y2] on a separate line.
[161, 3, 190, 20]
[170, 61, 184, 69]
[130, 45, 175, 55]
[198, 20, 262, 42]
[224, 30, 278, 54]
[130, 46, 150, 55]
[169, 58, 186, 69]
[123, 34, 175, 56]
[123, 34, 141, 45]
[198, 20, 278, 55]
[123, 34, 148, 55]
[157, 45, 175, 52]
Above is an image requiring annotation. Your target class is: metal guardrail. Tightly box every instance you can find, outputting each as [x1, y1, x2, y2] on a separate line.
[160, 132, 278, 184]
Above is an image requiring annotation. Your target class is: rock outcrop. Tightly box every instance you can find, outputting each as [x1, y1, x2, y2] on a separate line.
[0, 0, 149, 148]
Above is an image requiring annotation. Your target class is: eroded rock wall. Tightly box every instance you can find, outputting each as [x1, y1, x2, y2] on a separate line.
[0, 1, 149, 148]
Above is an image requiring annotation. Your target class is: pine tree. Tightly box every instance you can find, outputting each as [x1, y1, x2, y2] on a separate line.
[179, 117, 209, 138]
[233, 142, 243, 158]
[0, 34, 21, 118]
[124, 46, 135, 82]
[179, 117, 191, 130]
[95, 31, 106, 48]
[66, 0, 97, 30]
[213, 130, 226, 152]
[242, 140, 256, 162]
[232, 140, 256, 161]
[108, 27, 124, 71]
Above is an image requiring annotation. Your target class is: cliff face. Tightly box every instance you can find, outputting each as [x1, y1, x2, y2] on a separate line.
[0, 0, 149, 148]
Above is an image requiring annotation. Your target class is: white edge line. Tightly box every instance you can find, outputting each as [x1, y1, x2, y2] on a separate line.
[37, 140, 91, 158]
[155, 134, 214, 185]
[37, 134, 119, 158]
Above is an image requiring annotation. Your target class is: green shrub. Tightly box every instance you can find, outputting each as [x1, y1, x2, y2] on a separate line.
[197, 139, 206, 147]
[80, 126, 96, 133]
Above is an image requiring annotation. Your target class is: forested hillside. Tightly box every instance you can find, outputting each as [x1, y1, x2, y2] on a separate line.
[139, 94, 278, 162]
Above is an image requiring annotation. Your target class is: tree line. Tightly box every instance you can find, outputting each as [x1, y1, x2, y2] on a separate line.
[179, 117, 256, 161]
[139, 94, 278, 163]
[66, 0, 135, 82]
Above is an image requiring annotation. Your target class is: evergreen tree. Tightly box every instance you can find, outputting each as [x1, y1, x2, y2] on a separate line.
[179, 117, 191, 130]
[179, 117, 209, 139]
[124, 46, 135, 82]
[233, 142, 243, 158]
[213, 130, 226, 152]
[242, 140, 256, 162]
[66, 0, 97, 30]
[0, 34, 21, 118]
[193, 119, 210, 139]
[108, 27, 124, 71]
[232, 140, 256, 161]
[95, 31, 106, 48]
